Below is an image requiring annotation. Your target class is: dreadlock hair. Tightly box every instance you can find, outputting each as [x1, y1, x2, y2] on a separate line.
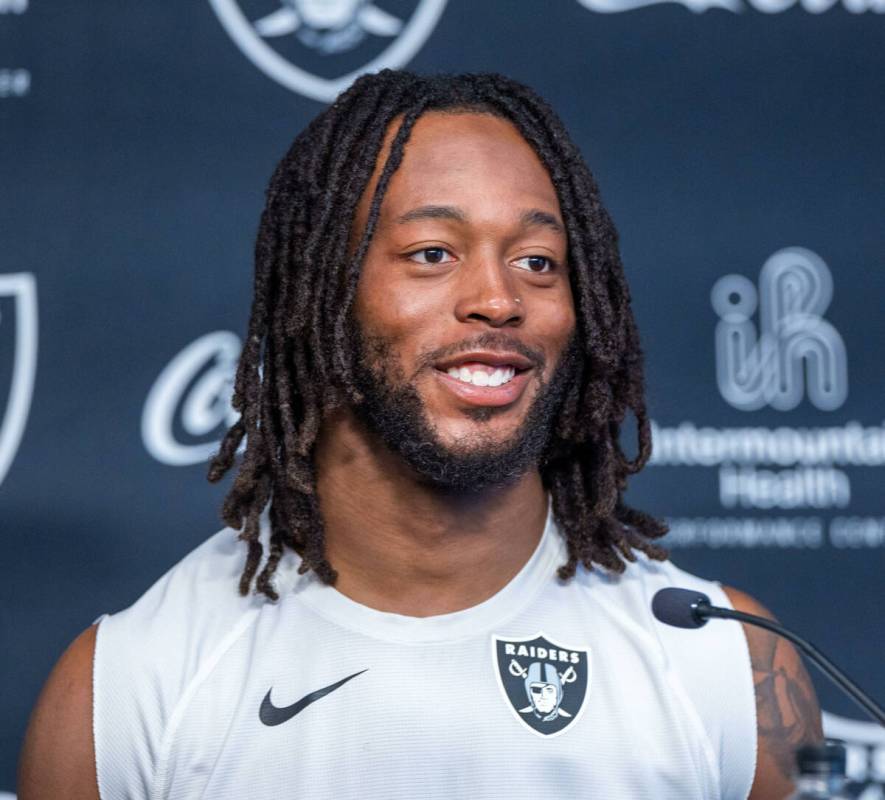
[207, 68, 668, 601]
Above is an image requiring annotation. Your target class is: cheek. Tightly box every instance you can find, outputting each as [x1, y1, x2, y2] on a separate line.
[537, 289, 577, 353]
[354, 263, 445, 360]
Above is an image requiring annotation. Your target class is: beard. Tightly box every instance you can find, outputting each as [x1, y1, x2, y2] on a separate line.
[349, 324, 580, 493]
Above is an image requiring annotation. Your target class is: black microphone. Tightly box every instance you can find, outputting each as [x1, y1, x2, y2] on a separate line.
[651, 587, 885, 727]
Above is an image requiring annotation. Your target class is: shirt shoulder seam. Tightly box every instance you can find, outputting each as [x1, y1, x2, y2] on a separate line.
[149, 606, 262, 800]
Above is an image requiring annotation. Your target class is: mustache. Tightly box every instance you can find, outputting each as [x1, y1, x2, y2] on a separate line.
[416, 332, 547, 374]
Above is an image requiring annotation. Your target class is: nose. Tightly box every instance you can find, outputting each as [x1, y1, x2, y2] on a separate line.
[453, 254, 524, 328]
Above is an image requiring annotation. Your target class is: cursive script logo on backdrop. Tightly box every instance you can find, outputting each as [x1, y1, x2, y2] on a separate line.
[141, 330, 242, 466]
[576, 0, 883, 13]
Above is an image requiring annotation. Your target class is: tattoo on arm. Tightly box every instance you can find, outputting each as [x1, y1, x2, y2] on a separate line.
[748, 625, 824, 783]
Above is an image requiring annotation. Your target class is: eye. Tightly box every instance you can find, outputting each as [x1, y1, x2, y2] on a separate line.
[407, 247, 456, 265]
[513, 255, 556, 273]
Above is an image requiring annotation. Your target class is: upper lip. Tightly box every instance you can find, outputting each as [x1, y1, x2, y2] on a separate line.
[434, 350, 535, 371]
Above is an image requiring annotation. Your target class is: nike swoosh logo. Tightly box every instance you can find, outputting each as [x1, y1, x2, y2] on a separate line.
[259, 669, 368, 727]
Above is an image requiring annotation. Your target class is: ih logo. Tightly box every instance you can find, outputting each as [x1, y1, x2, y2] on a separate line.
[209, 0, 448, 102]
[0, 273, 37, 489]
[711, 246, 847, 412]
[492, 633, 591, 737]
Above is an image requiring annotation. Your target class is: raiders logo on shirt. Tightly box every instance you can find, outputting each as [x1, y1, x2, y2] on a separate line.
[492, 633, 592, 737]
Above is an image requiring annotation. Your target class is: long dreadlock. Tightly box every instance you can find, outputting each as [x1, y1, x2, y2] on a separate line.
[207, 69, 668, 601]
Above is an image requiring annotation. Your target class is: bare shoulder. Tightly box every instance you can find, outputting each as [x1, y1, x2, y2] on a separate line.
[17, 624, 101, 800]
[722, 586, 823, 800]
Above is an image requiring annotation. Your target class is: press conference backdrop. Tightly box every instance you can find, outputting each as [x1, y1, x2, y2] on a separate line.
[2, 0, 883, 792]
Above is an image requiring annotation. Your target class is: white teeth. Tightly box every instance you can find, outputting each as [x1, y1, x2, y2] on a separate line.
[444, 365, 518, 387]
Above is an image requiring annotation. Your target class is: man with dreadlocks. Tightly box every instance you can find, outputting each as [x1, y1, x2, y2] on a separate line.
[21, 70, 821, 799]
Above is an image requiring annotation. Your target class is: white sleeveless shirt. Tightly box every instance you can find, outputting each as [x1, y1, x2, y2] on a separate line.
[93, 505, 756, 799]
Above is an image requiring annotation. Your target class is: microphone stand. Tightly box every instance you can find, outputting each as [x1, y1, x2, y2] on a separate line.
[695, 600, 885, 727]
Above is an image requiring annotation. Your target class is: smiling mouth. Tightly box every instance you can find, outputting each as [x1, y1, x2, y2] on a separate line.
[440, 362, 525, 388]
[427, 345, 539, 408]
[430, 354, 535, 409]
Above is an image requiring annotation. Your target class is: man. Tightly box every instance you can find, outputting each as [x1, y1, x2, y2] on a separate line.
[523, 662, 568, 721]
[19, 69, 822, 799]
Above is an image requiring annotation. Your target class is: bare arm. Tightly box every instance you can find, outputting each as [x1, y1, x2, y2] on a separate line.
[722, 586, 824, 800]
[17, 624, 101, 800]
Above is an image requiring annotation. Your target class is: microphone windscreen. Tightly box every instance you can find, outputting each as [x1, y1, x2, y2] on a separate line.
[651, 587, 711, 629]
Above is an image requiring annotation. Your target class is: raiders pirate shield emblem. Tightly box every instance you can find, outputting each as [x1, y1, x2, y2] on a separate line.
[492, 633, 591, 737]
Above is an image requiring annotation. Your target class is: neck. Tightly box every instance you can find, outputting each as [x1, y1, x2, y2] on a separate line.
[314, 408, 549, 617]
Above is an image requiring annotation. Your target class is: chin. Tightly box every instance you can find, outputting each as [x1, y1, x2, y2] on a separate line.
[433, 405, 529, 442]
[349, 332, 577, 493]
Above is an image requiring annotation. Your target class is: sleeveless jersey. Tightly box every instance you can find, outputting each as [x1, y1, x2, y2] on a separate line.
[93, 504, 757, 799]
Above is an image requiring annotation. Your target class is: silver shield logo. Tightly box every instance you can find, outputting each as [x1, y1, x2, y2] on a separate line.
[0, 272, 38, 488]
[209, 0, 448, 101]
[493, 633, 592, 738]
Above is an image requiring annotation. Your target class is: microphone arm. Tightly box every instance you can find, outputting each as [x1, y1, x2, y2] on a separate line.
[694, 598, 885, 727]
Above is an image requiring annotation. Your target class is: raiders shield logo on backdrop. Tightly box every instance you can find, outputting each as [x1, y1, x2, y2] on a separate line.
[0, 272, 37, 489]
[492, 633, 591, 737]
[209, 0, 448, 102]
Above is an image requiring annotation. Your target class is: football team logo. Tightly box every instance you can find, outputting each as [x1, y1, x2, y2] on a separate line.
[208, 0, 448, 102]
[0, 272, 37, 489]
[492, 633, 591, 737]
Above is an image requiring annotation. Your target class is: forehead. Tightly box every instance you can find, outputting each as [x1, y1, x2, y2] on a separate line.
[359, 111, 561, 224]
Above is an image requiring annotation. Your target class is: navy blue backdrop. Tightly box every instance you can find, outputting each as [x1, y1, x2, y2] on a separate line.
[2, 0, 883, 793]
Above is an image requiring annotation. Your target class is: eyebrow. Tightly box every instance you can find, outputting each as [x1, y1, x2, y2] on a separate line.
[519, 208, 565, 235]
[394, 205, 565, 235]
[395, 205, 467, 225]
